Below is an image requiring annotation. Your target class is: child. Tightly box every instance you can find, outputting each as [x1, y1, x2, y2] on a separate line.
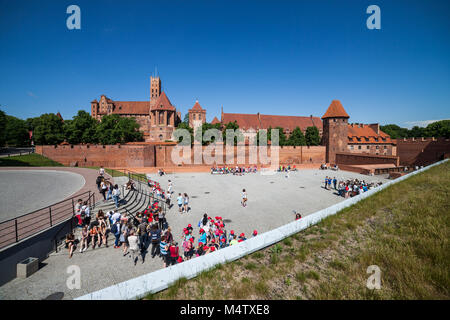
[241, 189, 247, 207]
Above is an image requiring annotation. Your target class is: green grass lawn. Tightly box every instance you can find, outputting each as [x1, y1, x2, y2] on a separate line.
[146, 160, 450, 300]
[0, 153, 64, 167]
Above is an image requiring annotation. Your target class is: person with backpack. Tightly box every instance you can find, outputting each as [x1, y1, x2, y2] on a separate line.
[137, 219, 149, 253]
[169, 242, 180, 266]
[127, 230, 142, 266]
[149, 224, 161, 258]
[111, 219, 121, 248]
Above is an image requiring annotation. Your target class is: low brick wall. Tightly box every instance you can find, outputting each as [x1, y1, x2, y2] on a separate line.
[335, 152, 400, 167]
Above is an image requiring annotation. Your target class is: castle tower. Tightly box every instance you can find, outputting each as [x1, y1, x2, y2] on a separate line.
[188, 100, 206, 130]
[322, 100, 350, 164]
[150, 76, 161, 101]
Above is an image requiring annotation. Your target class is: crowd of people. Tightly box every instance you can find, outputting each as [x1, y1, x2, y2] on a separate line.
[210, 165, 258, 175]
[323, 176, 383, 198]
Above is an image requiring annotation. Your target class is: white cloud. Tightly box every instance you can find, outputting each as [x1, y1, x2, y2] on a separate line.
[26, 91, 37, 98]
[403, 119, 449, 129]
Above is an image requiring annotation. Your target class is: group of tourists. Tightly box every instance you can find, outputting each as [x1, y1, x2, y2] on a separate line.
[210, 165, 258, 175]
[277, 165, 297, 172]
[95, 175, 121, 208]
[323, 176, 383, 198]
[320, 163, 339, 170]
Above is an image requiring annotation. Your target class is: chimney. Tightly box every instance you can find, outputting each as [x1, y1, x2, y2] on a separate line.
[369, 123, 380, 134]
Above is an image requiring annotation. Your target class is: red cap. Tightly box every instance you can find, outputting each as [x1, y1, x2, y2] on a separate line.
[184, 230, 189, 235]
[189, 238, 194, 242]
[215, 216, 219, 220]
[204, 246, 209, 250]
[199, 229, 204, 233]
[211, 238, 215, 243]
[253, 230, 258, 236]
[238, 239, 243, 242]
[219, 230, 223, 234]
[240, 233, 245, 238]
[221, 238, 226, 242]
[177, 257, 183, 263]
[188, 224, 192, 228]
[210, 247, 216, 252]
[230, 230, 234, 235]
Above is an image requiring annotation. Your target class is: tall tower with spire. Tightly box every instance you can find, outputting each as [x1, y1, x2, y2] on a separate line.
[321, 100, 350, 164]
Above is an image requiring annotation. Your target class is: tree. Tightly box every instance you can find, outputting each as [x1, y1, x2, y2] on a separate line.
[194, 122, 222, 145]
[425, 120, 450, 138]
[174, 122, 193, 145]
[0, 109, 6, 147]
[409, 126, 427, 138]
[223, 121, 244, 145]
[305, 126, 320, 146]
[274, 127, 287, 146]
[64, 110, 99, 144]
[32, 113, 65, 145]
[380, 124, 409, 139]
[95, 114, 143, 145]
[4, 115, 30, 146]
[183, 113, 189, 125]
[287, 127, 306, 146]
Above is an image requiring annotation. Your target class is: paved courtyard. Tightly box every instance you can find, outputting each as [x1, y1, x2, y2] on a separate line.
[0, 170, 85, 222]
[0, 169, 389, 300]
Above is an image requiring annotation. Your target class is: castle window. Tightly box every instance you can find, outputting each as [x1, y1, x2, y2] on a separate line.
[384, 146, 387, 149]
[358, 146, 361, 150]
[376, 146, 379, 149]
[367, 146, 370, 149]
[193, 114, 196, 120]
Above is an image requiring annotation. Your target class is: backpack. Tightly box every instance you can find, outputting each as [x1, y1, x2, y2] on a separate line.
[111, 223, 119, 235]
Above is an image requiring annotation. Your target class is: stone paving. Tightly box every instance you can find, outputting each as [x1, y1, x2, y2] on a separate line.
[0, 170, 85, 222]
[0, 169, 389, 300]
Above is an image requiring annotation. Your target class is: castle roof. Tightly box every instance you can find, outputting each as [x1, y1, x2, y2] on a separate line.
[211, 116, 220, 125]
[190, 101, 205, 112]
[347, 123, 394, 144]
[112, 101, 150, 114]
[151, 91, 176, 111]
[221, 112, 322, 132]
[322, 100, 350, 119]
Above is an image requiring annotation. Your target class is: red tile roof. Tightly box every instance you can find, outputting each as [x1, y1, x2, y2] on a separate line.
[322, 100, 349, 119]
[347, 124, 394, 144]
[190, 101, 204, 111]
[221, 113, 322, 131]
[111, 101, 150, 115]
[222, 113, 260, 130]
[151, 91, 176, 111]
[211, 116, 220, 125]
[259, 114, 322, 132]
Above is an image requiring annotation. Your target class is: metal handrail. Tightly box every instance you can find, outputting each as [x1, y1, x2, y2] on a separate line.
[0, 190, 96, 250]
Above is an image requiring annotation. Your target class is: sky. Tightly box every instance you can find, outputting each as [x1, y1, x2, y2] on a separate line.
[0, 0, 449, 127]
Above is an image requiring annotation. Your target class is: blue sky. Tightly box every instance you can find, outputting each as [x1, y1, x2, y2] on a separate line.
[0, 0, 449, 127]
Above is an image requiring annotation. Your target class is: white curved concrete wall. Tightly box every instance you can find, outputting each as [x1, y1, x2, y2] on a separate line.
[76, 159, 448, 300]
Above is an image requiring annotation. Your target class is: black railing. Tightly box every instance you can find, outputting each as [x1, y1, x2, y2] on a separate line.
[0, 190, 95, 250]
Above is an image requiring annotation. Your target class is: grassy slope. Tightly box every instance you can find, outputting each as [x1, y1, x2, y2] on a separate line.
[0, 153, 64, 167]
[148, 161, 450, 300]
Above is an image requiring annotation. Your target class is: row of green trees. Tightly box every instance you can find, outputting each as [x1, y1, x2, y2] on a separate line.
[381, 120, 450, 139]
[0, 109, 144, 147]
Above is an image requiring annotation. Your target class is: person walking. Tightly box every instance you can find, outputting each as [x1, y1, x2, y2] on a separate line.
[112, 219, 121, 248]
[137, 219, 149, 253]
[177, 193, 183, 214]
[112, 184, 121, 209]
[150, 224, 161, 258]
[183, 193, 189, 213]
[241, 189, 247, 207]
[127, 230, 142, 265]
